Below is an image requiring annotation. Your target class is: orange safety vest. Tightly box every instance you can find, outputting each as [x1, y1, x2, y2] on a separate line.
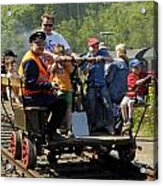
[18, 50, 50, 96]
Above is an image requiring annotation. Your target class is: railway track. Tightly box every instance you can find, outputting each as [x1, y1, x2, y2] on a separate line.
[1, 104, 156, 180]
[1, 145, 156, 180]
[1, 148, 43, 178]
[1, 102, 14, 149]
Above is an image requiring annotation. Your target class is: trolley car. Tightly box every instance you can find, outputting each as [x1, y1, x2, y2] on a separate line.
[1, 65, 151, 169]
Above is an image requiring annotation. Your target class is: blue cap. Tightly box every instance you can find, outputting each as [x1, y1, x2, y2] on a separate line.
[129, 58, 142, 68]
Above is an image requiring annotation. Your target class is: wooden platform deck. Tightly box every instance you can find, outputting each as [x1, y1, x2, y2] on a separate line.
[48, 135, 132, 148]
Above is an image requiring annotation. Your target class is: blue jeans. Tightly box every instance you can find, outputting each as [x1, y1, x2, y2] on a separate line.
[86, 85, 114, 130]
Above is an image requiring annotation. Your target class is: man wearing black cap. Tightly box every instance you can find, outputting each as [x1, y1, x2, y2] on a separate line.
[18, 31, 67, 141]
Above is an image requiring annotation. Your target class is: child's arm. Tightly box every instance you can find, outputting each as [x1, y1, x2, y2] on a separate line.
[48, 54, 65, 73]
[55, 55, 74, 73]
[50, 62, 58, 73]
[136, 74, 152, 86]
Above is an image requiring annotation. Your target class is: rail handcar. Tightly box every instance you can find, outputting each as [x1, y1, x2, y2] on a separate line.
[1, 74, 150, 169]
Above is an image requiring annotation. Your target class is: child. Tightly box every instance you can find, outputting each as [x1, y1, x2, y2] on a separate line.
[6, 61, 21, 104]
[50, 44, 74, 138]
[2, 50, 20, 104]
[120, 59, 151, 132]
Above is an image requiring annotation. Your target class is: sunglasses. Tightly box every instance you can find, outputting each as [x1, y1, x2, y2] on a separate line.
[43, 24, 53, 27]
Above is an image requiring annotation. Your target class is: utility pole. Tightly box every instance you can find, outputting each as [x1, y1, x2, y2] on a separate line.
[100, 31, 114, 48]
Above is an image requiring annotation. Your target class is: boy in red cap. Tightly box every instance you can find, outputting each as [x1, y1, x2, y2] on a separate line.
[88, 38, 100, 48]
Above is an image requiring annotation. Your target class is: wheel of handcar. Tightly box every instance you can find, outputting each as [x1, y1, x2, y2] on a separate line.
[21, 137, 37, 169]
[10, 130, 22, 160]
[118, 146, 136, 162]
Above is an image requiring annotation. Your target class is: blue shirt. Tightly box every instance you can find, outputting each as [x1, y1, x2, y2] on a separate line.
[82, 48, 110, 87]
[105, 58, 129, 103]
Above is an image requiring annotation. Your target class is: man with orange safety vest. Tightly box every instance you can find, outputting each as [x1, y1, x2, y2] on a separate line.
[18, 31, 67, 141]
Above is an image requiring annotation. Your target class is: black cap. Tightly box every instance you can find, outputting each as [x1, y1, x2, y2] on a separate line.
[29, 31, 46, 43]
[3, 49, 17, 57]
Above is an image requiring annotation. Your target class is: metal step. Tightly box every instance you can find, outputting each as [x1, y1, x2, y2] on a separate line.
[1, 136, 11, 140]
[1, 130, 12, 134]
[1, 140, 11, 144]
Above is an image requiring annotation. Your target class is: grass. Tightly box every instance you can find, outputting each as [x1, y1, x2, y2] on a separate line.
[133, 86, 157, 138]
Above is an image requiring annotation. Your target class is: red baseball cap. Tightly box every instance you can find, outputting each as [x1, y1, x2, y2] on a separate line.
[87, 37, 100, 47]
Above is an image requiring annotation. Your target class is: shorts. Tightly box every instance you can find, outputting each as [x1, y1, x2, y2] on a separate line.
[121, 95, 144, 106]
[58, 90, 72, 109]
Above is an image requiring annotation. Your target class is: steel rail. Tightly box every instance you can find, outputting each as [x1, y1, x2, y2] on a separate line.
[1, 148, 43, 178]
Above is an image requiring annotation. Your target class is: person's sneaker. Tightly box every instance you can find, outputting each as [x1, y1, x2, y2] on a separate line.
[56, 128, 67, 135]
[105, 125, 115, 135]
[122, 121, 132, 133]
[65, 130, 74, 138]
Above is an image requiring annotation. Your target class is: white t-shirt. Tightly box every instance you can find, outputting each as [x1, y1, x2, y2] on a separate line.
[45, 31, 71, 52]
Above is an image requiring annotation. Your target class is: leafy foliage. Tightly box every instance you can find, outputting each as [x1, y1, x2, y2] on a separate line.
[1, 2, 157, 137]
[2, 2, 157, 55]
[133, 85, 157, 137]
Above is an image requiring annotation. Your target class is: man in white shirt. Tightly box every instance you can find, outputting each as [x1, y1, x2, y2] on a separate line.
[41, 13, 71, 54]
[41, 14, 74, 137]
